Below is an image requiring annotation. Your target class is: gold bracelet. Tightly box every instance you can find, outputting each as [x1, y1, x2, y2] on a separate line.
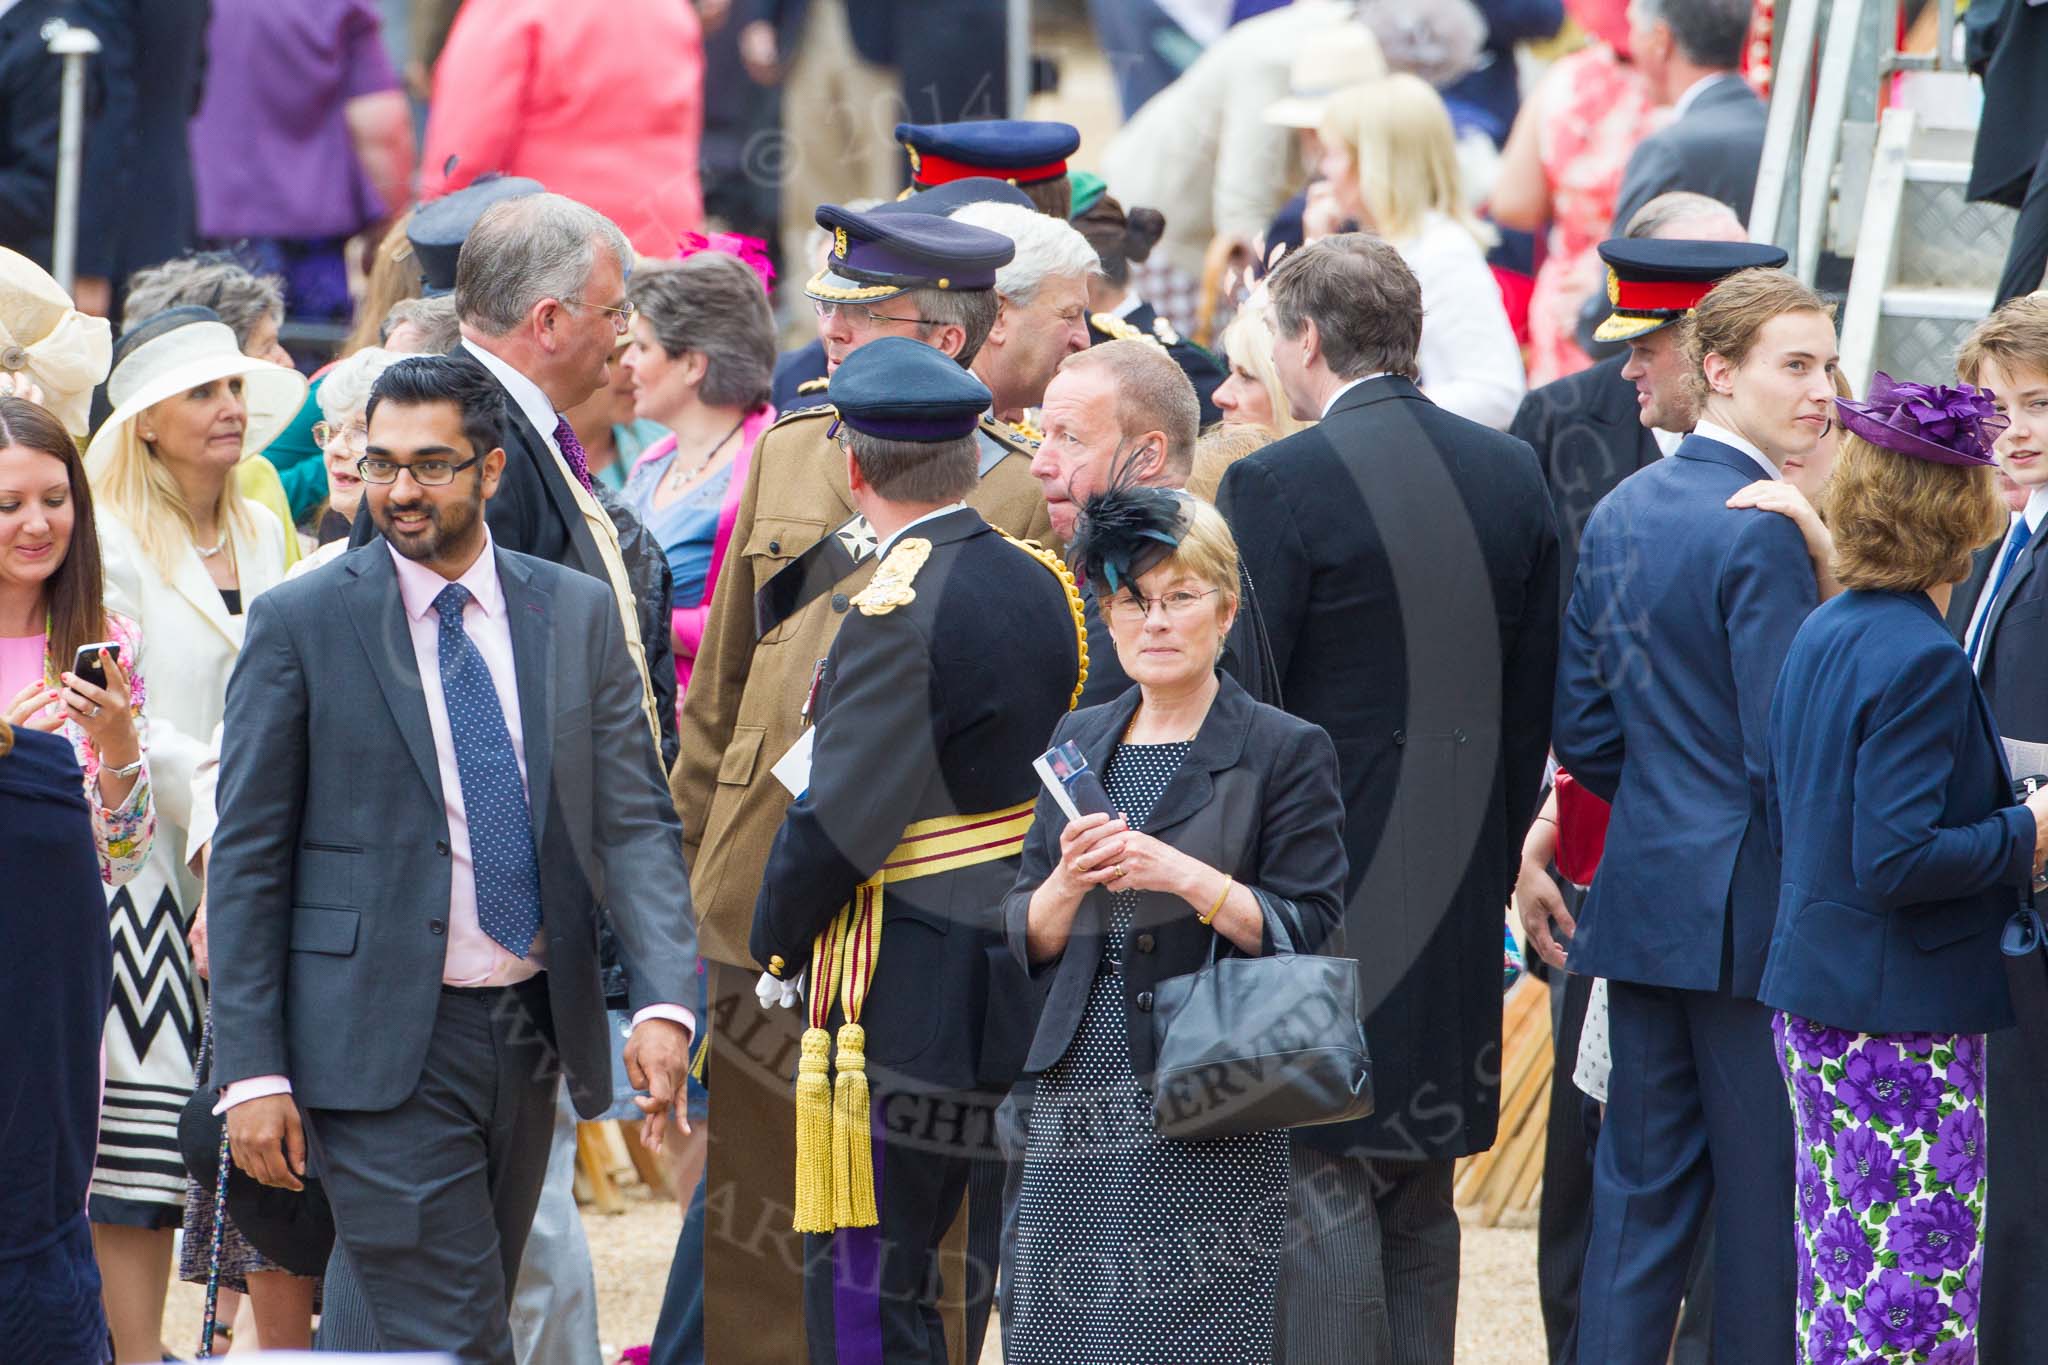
[1200, 875, 1233, 926]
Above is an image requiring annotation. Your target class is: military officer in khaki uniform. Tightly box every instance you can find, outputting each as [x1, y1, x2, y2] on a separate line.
[673, 203, 1052, 1365]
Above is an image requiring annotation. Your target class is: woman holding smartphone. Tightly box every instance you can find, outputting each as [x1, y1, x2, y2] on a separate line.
[0, 392, 156, 1362]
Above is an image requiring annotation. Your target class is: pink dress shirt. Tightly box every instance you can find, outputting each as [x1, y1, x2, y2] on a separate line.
[218, 534, 689, 1112]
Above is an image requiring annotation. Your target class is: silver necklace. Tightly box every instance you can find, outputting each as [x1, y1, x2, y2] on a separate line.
[665, 418, 746, 490]
[195, 538, 226, 559]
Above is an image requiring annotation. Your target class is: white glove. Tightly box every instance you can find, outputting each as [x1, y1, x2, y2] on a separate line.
[755, 968, 804, 1010]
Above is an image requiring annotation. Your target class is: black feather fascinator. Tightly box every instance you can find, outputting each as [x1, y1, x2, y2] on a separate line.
[1068, 480, 1196, 599]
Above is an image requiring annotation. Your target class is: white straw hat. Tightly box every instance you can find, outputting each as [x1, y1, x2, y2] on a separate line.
[86, 314, 307, 470]
[1264, 24, 1388, 130]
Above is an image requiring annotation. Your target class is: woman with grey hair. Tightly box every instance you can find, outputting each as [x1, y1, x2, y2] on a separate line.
[298, 346, 403, 560]
[621, 247, 777, 700]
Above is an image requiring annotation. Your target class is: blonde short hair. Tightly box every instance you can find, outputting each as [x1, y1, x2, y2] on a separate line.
[1318, 73, 1488, 247]
[1187, 423, 1274, 501]
[1219, 308, 1310, 441]
[1957, 293, 2048, 389]
[1823, 434, 2005, 592]
[1150, 498, 1240, 607]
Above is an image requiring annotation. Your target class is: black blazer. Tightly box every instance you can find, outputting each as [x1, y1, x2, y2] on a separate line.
[1967, 0, 2048, 207]
[750, 508, 1080, 1093]
[1976, 528, 2048, 741]
[1218, 375, 1560, 1160]
[1508, 353, 1660, 593]
[75, 0, 206, 284]
[1003, 674, 1346, 1082]
[0, 0, 68, 268]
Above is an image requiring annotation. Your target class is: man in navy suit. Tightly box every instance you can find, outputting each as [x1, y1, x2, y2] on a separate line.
[1951, 295, 2048, 1361]
[1552, 267, 1838, 1364]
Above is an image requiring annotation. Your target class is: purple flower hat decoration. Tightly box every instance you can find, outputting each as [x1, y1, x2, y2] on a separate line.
[1835, 372, 2008, 466]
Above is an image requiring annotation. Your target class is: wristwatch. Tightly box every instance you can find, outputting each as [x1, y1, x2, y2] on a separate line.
[102, 755, 144, 780]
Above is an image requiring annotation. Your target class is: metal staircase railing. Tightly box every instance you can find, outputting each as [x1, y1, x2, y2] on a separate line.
[1751, 0, 2010, 390]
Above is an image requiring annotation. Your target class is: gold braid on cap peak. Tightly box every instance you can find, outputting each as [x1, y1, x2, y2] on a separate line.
[998, 531, 1090, 710]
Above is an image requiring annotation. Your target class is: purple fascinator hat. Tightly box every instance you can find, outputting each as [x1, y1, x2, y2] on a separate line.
[1833, 372, 2008, 467]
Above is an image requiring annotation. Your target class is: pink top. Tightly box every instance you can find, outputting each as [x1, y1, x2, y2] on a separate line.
[1, 618, 155, 885]
[631, 405, 774, 700]
[0, 633, 44, 709]
[420, 0, 705, 255]
[216, 536, 688, 1113]
[1525, 45, 1660, 387]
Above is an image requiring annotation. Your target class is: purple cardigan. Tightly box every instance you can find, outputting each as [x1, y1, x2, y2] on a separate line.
[629, 405, 775, 698]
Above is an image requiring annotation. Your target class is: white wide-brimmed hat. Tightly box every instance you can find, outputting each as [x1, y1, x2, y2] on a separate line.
[0, 245, 111, 436]
[86, 311, 307, 470]
[1264, 24, 1388, 131]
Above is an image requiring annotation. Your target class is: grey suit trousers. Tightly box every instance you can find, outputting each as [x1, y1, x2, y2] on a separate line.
[309, 983, 560, 1365]
[1275, 1149, 1460, 1365]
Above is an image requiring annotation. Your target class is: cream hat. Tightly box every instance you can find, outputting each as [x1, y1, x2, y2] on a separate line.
[0, 245, 112, 436]
[1264, 24, 1388, 131]
[86, 310, 307, 470]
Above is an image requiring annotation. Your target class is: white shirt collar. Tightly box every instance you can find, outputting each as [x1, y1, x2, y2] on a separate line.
[1652, 426, 1686, 457]
[2023, 486, 2048, 534]
[1672, 71, 1740, 120]
[389, 529, 504, 621]
[1691, 419, 1781, 481]
[1111, 291, 1145, 322]
[876, 502, 968, 561]
[462, 337, 560, 452]
[1321, 372, 1391, 419]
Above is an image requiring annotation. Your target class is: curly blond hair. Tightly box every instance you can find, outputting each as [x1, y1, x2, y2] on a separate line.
[1823, 434, 2005, 592]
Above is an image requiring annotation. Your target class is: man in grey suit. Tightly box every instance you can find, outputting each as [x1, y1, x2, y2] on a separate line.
[1581, 0, 1764, 354]
[207, 355, 698, 1365]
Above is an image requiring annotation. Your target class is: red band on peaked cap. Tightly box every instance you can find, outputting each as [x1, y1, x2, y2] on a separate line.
[911, 151, 1069, 188]
[1612, 278, 1716, 312]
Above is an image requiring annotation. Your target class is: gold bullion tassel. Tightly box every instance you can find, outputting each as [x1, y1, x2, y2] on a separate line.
[831, 1021, 877, 1226]
[792, 1026, 835, 1234]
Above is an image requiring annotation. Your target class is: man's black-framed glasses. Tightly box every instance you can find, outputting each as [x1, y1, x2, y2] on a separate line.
[356, 453, 484, 486]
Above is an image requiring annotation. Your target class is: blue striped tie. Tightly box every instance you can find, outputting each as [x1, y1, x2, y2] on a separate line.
[433, 583, 543, 958]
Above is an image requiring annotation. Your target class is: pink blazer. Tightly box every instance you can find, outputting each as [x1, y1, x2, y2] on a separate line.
[631, 405, 775, 698]
[420, 0, 704, 254]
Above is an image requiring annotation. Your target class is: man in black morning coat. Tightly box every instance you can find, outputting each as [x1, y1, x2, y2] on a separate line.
[1218, 234, 1559, 1363]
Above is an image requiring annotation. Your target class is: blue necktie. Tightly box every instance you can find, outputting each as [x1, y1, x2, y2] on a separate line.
[433, 583, 543, 958]
[1970, 519, 2034, 663]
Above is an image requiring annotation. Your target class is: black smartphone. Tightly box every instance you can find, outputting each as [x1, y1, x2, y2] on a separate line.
[72, 640, 120, 691]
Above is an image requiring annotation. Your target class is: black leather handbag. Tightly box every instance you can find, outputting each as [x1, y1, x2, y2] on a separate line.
[1148, 893, 1374, 1140]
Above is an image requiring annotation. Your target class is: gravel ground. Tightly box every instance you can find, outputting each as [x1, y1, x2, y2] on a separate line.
[165, 1189, 1546, 1361]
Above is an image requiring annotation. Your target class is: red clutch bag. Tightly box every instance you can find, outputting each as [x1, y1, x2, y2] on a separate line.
[1552, 769, 1611, 888]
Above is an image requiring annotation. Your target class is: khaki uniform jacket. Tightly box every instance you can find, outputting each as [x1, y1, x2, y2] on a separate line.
[672, 406, 1056, 967]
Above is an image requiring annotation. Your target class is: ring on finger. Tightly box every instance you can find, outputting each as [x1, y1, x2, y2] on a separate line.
[89, 702, 102, 718]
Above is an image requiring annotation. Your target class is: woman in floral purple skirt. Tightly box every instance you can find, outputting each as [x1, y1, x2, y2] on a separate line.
[1760, 373, 2048, 1363]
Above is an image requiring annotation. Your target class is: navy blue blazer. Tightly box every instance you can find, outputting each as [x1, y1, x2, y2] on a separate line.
[1553, 434, 1819, 994]
[1761, 590, 2031, 1034]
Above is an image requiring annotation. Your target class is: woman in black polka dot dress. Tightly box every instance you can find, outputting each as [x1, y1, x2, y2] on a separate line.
[1001, 490, 1347, 1362]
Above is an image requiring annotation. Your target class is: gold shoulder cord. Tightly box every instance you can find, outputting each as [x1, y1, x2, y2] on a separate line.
[998, 531, 1090, 710]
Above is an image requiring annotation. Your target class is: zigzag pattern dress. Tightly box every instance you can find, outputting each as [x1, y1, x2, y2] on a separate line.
[88, 616, 202, 1228]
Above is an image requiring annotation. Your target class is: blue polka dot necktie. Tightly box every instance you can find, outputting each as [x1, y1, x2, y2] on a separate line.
[434, 583, 543, 958]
